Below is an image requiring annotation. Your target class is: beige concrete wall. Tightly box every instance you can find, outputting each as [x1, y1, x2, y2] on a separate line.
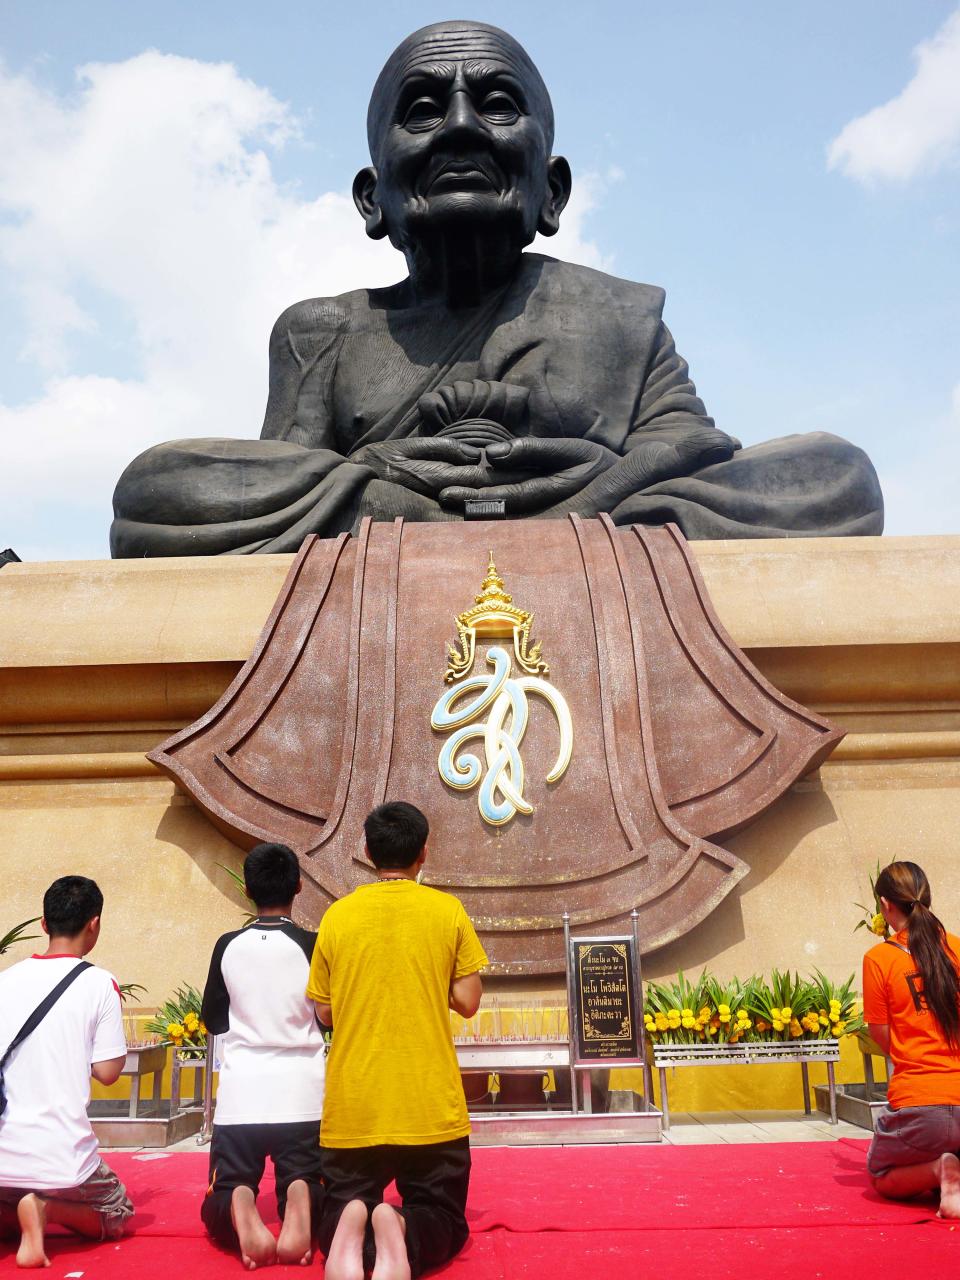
[1, 535, 958, 1009]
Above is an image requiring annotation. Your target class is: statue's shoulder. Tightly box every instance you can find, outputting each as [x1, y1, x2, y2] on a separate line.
[522, 254, 666, 319]
[268, 288, 375, 345]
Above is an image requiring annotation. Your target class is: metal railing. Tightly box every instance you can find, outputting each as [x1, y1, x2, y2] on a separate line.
[196, 1035, 219, 1145]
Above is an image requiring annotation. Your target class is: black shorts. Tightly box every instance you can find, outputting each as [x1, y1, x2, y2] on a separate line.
[318, 1137, 471, 1278]
[201, 1121, 323, 1249]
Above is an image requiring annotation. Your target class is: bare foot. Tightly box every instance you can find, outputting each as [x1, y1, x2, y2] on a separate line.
[371, 1203, 410, 1280]
[277, 1179, 312, 1266]
[938, 1153, 960, 1219]
[324, 1199, 368, 1280]
[15, 1195, 50, 1269]
[231, 1186, 277, 1270]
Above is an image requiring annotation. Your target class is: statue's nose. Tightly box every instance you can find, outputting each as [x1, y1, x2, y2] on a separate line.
[438, 90, 486, 144]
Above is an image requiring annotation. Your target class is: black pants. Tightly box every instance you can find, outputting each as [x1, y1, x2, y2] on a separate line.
[201, 1121, 324, 1250]
[318, 1138, 471, 1278]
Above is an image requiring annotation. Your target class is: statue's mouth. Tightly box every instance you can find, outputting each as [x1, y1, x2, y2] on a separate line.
[427, 160, 499, 193]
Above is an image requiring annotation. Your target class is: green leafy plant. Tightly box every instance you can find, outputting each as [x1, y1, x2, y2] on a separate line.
[145, 983, 206, 1055]
[218, 862, 256, 925]
[644, 968, 863, 1044]
[854, 860, 888, 939]
[118, 982, 147, 1004]
[0, 918, 41, 955]
[645, 970, 714, 1044]
[807, 969, 864, 1039]
[749, 969, 815, 1038]
[703, 973, 759, 1043]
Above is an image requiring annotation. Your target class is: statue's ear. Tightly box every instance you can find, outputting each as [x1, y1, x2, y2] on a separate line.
[537, 156, 572, 237]
[352, 166, 388, 241]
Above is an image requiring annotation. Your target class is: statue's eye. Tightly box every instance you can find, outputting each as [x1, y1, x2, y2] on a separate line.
[402, 97, 445, 131]
[481, 92, 521, 125]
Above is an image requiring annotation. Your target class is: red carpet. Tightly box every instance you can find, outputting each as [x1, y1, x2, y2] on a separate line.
[3, 1140, 960, 1278]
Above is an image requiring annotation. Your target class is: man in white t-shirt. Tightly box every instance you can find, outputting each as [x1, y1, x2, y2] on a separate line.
[200, 843, 325, 1269]
[0, 876, 132, 1268]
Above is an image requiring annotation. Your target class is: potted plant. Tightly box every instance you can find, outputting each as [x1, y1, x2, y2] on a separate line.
[853, 862, 889, 1058]
[144, 983, 207, 1058]
[0, 918, 40, 955]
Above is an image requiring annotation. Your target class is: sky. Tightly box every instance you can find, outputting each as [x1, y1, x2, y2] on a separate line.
[1, 0, 958, 560]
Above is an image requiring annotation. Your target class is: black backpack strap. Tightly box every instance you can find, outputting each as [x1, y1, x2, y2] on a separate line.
[0, 960, 94, 1074]
[884, 938, 911, 956]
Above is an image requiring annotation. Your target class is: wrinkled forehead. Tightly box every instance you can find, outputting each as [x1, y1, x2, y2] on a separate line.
[367, 21, 554, 157]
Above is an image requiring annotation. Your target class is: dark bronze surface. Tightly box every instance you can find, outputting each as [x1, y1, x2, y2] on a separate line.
[149, 518, 842, 973]
[111, 21, 882, 557]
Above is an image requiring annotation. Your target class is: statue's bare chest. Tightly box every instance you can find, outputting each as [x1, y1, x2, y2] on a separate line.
[329, 309, 490, 451]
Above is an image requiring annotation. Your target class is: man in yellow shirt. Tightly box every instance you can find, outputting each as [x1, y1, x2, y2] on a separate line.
[307, 801, 487, 1280]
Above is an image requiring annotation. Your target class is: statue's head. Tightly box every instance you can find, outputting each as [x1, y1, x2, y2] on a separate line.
[354, 20, 571, 255]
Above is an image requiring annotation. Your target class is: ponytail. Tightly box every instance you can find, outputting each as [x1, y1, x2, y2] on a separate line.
[876, 861, 960, 1052]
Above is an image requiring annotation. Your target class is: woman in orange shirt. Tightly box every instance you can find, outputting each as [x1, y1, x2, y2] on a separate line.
[862, 862, 960, 1217]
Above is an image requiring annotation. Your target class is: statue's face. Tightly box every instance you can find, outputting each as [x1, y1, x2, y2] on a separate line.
[366, 28, 555, 251]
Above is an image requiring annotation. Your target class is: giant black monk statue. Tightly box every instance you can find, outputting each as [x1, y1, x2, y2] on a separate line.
[111, 20, 883, 555]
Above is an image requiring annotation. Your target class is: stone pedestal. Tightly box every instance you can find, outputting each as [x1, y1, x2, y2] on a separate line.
[2, 534, 958, 1006]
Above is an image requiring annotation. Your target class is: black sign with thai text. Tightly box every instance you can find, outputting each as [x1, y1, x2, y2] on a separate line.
[571, 937, 640, 1062]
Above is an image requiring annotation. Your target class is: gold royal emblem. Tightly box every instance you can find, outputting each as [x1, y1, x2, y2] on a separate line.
[431, 554, 573, 827]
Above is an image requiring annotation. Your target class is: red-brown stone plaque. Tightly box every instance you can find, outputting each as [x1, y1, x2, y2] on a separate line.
[149, 517, 841, 973]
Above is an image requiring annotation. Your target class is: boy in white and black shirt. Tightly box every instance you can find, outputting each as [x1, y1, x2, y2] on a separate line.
[201, 843, 325, 1269]
[0, 876, 133, 1268]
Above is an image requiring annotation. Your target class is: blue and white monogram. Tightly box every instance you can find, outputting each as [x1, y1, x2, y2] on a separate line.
[431, 555, 573, 827]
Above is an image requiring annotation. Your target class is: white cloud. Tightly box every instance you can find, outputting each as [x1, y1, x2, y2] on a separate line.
[0, 52, 611, 559]
[828, 8, 960, 183]
[537, 166, 620, 273]
[826, 13, 960, 536]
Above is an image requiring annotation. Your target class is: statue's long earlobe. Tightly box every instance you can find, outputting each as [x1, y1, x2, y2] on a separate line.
[352, 166, 388, 241]
[537, 156, 572, 238]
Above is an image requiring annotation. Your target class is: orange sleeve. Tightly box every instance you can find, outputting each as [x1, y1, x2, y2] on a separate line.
[862, 949, 889, 1025]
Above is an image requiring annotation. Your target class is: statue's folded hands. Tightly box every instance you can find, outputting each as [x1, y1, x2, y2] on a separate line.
[438, 436, 621, 515]
[351, 437, 487, 500]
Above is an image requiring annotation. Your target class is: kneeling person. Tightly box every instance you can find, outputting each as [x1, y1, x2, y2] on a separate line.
[308, 801, 487, 1280]
[201, 843, 326, 1268]
[0, 876, 132, 1269]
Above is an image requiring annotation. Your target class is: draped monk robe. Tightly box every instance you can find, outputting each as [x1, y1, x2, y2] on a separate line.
[111, 255, 884, 556]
